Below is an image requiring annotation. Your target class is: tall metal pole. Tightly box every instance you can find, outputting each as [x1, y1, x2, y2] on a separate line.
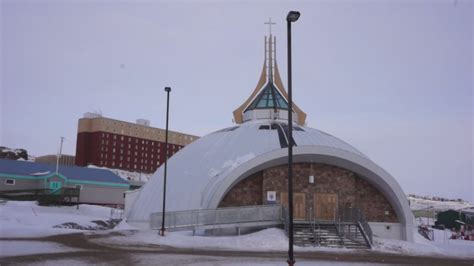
[55, 136, 64, 176]
[160, 86, 171, 236]
[286, 10, 300, 266]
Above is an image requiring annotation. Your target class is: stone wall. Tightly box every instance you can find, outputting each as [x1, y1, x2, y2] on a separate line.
[218, 163, 398, 223]
[219, 171, 263, 207]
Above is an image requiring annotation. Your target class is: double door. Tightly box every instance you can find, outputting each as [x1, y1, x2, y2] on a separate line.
[280, 192, 339, 221]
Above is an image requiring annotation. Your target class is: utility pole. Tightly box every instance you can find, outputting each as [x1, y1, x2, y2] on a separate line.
[55, 136, 65, 176]
[160, 86, 171, 236]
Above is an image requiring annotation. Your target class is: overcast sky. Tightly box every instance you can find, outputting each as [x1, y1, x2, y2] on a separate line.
[1, 0, 472, 202]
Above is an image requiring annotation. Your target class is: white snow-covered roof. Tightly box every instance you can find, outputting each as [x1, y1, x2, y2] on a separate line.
[128, 120, 366, 219]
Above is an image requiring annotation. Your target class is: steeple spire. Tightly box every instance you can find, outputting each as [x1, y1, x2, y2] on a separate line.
[232, 22, 307, 126]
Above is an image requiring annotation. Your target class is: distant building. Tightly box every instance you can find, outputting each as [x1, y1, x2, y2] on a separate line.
[75, 113, 199, 173]
[0, 159, 129, 206]
[36, 154, 76, 166]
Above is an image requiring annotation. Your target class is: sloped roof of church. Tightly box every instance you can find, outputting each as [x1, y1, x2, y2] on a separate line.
[127, 120, 368, 220]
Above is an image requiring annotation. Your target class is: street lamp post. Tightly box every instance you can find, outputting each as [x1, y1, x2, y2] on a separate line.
[160, 86, 171, 236]
[286, 10, 300, 266]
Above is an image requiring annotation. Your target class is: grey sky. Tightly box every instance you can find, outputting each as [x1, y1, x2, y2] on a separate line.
[1, 0, 473, 201]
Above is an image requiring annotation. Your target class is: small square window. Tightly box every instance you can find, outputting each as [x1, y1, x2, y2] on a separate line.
[5, 179, 15, 185]
[75, 184, 83, 190]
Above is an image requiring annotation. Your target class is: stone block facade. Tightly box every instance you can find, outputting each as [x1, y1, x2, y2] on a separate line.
[219, 172, 263, 207]
[218, 163, 398, 223]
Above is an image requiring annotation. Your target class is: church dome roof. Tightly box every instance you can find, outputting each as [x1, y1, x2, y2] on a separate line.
[127, 119, 368, 221]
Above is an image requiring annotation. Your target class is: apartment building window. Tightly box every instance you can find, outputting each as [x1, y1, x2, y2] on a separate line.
[128, 137, 131, 142]
[127, 157, 130, 161]
[120, 156, 123, 161]
[112, 162, 115, 166]
[113, 148, 116, 153]
[112, 155, 115, 160]
[128, 144, 131, 148]
[134, 164, 137, 169]
[134, 151, 137, 156]
[121, 136, 124, 141]
[128, 150, 131, 155]
[113, 141, 116, 146]
[120, 149, 123, 154]
[114, 135, 116, 140]
[119, 163, 122, 167]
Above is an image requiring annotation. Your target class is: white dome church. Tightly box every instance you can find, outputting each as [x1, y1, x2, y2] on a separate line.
[125, 32, 414, 243]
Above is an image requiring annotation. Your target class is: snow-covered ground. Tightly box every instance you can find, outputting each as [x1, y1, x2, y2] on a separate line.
[1, 200, 473, 261]
[0, 200, 113, 238]
[96, 226, 474, 259]
[409, 196, 473, 211]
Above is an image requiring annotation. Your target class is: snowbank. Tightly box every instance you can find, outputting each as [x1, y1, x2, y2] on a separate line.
[97, 222, 474, 259]
[0, 201, 114, 238]
[372, 228, 474, 259]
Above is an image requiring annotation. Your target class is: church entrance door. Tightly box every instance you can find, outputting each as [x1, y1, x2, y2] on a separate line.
[314, 193, 338, 221]
[280, 192, 306, 220]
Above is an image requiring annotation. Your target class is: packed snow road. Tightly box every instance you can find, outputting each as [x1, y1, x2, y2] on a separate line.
[1, 231, 473, 266]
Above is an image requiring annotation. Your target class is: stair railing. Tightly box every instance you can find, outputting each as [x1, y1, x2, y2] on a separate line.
[308, 206, 319, 246]
[281, 205, 290, 235]
[337, 207, 373, 247]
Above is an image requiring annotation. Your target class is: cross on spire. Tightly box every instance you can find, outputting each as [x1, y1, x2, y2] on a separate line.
[264, 17, 276, 36]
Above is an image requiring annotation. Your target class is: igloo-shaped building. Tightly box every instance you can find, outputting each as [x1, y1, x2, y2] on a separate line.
[125, 33, 414, 242]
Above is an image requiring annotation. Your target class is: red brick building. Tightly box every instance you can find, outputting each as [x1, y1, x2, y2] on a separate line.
[75, 113, 198, 173]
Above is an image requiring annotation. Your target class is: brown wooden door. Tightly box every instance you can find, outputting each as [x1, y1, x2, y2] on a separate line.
[280, 192, 306, 220]
[314, 193, 338, 221]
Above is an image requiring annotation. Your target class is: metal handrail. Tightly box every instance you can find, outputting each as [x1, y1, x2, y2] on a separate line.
[151, 204, 282, 230]
[337, 207, 372, 246]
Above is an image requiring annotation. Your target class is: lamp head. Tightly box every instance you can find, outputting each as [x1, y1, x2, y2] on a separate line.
[286, 11, 300, 23]
[164, 87, 171, 92]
